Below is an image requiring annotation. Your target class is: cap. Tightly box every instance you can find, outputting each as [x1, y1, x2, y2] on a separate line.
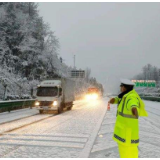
[120, 78, 135, 86]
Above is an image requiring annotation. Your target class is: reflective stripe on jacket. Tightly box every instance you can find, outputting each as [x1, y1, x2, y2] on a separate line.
[113, 89, 148, 146]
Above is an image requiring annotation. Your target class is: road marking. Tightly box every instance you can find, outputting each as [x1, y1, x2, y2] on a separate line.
[0, 136, 88, 143]
[3, 133, 89, 138]
[0, 141, 85, 149]
[79, 104, 107, 158]
[0, 115, 54, 136]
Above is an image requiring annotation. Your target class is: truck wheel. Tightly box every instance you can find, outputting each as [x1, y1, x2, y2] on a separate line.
[67, 102, 73, 110]
[58, 103, 64, 114]
[67, 106, 72, 110]
[39, 110, 43, 114]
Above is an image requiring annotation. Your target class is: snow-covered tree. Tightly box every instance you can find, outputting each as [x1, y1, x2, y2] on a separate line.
[0, 2, 103, 100]
[134, 64, 160, 82]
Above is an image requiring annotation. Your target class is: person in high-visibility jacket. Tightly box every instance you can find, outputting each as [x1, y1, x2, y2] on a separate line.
[109, 79, 148, 158]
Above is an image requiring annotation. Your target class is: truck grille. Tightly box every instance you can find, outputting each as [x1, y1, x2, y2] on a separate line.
[39, 101, 53, 106]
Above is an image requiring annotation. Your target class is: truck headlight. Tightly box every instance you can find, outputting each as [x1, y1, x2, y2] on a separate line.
[53, 101, 58, 106]
[92, 94, 98, 100]
[35, 101, 40, 106]
[86, 95, 91, 100]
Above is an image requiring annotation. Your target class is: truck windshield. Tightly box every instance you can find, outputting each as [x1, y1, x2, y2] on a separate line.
[37, 87, 58, 97]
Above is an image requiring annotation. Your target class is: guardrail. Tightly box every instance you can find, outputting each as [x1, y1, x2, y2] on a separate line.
[140, 96, 160, 102]
[0, 99, 35, 113]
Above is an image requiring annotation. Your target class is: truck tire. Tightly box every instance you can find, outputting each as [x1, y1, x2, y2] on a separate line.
[67, 102, 73, 110]
[58, 103, 64, 114]
[39, 110, 43, 114]
[67, 106, 72, 110]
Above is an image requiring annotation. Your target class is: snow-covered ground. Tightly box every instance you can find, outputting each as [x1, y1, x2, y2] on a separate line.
[0, 99, 107, 158]
[0, 98, 159, 158]
[0, 108, 38, 124]
[0, 114, 53, 135]
[135, 87, 160, 97]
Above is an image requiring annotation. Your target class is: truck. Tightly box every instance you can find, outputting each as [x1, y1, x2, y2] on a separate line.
[35, 78, 75, 114]
[85, 87, 101, 100]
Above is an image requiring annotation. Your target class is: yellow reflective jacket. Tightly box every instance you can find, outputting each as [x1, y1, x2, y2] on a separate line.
[113, 89, 148, 146]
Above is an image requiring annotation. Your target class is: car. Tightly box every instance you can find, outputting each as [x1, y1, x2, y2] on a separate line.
[21, 94, 31, 99]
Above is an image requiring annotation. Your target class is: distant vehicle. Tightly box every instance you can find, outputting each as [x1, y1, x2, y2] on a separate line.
[35, 78, 75, 114]
[85, 87, 101, 100]
[20, 94, 31, 99]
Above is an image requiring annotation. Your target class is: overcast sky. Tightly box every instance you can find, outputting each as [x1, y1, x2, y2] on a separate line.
[38, 3, 160, 93]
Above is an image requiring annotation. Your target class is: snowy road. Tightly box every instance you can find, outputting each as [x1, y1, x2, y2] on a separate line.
[0, 108, 39, 124]
[0, 98, 160, 158]
[0, 99, 108, 158]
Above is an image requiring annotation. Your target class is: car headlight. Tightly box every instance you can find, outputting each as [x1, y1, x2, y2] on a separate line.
[53, 101, 58, 106]
[92, 94, 98, 100]
[86, 95, 91, 100]
[35, 101, 40, 106]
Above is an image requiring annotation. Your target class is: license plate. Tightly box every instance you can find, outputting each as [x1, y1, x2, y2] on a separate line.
[43, 106, 48, 110]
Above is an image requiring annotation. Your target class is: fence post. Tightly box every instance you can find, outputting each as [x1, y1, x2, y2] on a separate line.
[30, 101, 33, 109]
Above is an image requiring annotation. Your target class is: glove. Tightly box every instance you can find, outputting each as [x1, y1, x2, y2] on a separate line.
[109, 98, 115, 104]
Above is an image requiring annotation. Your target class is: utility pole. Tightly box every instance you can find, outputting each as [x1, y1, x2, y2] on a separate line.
[73, 55, 76, 69]
[147, 65, 150, 88]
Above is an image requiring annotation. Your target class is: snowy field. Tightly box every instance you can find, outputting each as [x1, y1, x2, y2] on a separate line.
[0, 98, 159, 158]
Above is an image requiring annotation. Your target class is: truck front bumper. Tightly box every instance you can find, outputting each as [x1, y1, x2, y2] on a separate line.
[37, 106, 58, 111]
